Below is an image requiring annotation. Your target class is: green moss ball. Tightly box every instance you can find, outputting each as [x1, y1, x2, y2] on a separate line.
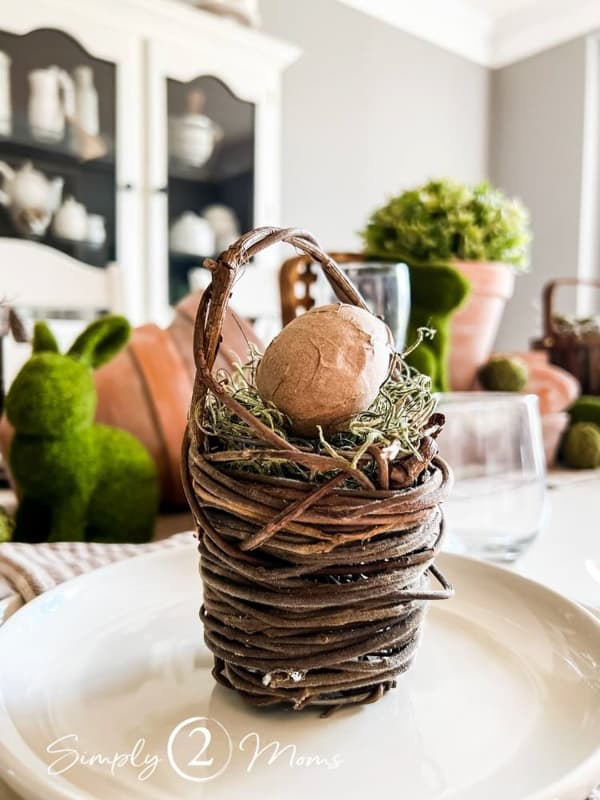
[568, 395, 600, 426]
[562, 422, 600, 469]
[478, 356, 528, 392]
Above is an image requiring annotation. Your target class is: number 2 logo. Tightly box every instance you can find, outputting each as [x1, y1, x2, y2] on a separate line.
[188, 725, 214, 768]
[167, 716, 232, 782]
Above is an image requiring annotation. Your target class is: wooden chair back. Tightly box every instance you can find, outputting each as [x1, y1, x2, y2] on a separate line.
[279, 251, 364, 325]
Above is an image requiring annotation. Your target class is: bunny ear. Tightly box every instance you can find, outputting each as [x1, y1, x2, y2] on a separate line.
[32, 321, 59, 354]
[68, 315, 130, 368]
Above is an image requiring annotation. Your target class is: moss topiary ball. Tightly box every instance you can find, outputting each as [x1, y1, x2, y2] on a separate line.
[478, 355, 528, 392]
[568, 395, 600, 427]
[562, 422, 600, 469]
[256, 304, 394, 437]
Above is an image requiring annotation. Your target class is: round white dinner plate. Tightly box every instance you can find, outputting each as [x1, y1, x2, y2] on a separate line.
[0, 543, 598, 800]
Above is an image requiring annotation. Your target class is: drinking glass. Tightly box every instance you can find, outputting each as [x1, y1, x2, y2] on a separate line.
[436, 392, 548, 562]
[317, 261, 411, 349]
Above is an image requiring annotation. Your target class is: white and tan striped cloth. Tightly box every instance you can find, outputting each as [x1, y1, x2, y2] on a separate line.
[0, 532, 193, 606]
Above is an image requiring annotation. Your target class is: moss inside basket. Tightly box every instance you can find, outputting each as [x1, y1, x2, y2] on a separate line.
[198, 330, 438, 487]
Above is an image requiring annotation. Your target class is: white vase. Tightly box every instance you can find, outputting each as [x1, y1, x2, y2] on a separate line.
[28, 66, 75, 142]
[0, 51, 11, 137]
[53, 196, 88, 241]
[73, 65, 99, 137]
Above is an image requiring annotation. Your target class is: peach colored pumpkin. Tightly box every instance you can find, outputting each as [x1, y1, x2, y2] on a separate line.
[517, 353, 580, 415]
[449, 261, 515, 391]
[94, 323, 193, 508]
[171, 290, 260, 379]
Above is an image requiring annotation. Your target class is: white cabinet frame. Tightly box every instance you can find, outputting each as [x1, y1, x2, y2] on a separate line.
[0, 0, 299, 327]
[0, 0, 145, 323]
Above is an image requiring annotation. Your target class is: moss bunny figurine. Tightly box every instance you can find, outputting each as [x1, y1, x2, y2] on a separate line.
[5, 316, 159, 543]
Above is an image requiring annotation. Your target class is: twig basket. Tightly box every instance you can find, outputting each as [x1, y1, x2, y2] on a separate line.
[532, 278, 600, 394]
[182, 227, 454, 713]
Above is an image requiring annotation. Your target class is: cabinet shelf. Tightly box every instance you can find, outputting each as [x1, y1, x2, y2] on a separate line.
[0, 129, 115, 174]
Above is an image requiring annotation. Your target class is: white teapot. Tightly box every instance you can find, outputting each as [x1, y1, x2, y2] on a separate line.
[169, 89, 223, 168]
[0, 160, 63, 235]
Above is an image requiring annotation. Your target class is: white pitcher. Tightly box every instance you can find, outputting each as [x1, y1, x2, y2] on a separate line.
[28, 66, 75, 142]
[0, 50, 11, 137]
[73, 65, 99, 137]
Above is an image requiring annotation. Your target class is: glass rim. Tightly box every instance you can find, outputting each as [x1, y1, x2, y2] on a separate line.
[436, 391, 540, 408]
[337, 261, 409, 272]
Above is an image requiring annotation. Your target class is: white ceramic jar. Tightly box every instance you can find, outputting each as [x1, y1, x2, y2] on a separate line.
[169, 211, 215, 256]
[52, 195, 88, 241]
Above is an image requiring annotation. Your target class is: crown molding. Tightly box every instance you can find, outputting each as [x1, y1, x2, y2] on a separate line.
[490, 0, 600, 67]
[338, 0, 493, 66]
[337, 0, 600, 69]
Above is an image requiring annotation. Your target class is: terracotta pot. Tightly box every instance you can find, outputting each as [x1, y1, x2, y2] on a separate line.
[448, 261, 515, 391]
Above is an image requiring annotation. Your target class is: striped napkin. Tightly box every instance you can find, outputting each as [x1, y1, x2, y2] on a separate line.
[0, 532, 193, 608]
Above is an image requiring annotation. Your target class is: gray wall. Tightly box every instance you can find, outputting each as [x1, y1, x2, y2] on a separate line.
[261, 1, 591, 353]
[260, 0, 490, 251]
[490, 38, 587, 350]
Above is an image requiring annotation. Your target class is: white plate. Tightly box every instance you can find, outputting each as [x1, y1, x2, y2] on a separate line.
[0, 545, 598, 800]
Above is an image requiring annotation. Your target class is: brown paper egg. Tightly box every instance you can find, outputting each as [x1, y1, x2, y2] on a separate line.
[256, 304, 394, 437]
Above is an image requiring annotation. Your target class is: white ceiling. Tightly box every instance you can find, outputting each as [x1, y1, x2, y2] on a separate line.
[338, 0, 600, 67]
[461, 0, 541, 19]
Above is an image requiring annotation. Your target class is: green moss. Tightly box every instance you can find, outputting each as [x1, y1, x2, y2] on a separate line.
[0, 507, 14, 542]
[568, 396, 600, 426]
[5, 316, 158, 543]
[404, 264, 470, 392]
[478, 356, 528, 392]
[362, 178, 531, 269]
[561, 422, 600, 469]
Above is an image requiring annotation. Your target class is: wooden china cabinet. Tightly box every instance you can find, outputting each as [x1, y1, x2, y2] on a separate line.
[0, 0, 299, 327]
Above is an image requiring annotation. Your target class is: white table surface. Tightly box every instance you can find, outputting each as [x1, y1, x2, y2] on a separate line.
[0, 471, 598, 800]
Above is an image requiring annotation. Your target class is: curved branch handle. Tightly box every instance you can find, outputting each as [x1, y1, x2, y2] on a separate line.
[197, 227, 369, 376]
[543, 277, 600, 338]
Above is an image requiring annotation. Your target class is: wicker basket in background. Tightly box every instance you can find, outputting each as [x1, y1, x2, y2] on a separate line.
[182, 226, 454, 713]
[533, 278, 600, 395]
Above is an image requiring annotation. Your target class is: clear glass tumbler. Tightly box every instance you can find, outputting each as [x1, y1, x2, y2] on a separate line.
[318, 261, 411, 349]
[436, 392, 548, 562]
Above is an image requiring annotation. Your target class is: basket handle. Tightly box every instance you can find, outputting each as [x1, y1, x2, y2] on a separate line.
[198, 227, 369, 375]
[543, 277, 600, 338]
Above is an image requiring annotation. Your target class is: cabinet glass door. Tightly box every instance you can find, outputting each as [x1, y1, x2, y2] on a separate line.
[0, 28, 115, 268]
[166, 74, 255, 305]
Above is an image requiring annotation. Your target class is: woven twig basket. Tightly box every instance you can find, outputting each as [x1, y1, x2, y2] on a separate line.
[182, 227, 454, 713]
